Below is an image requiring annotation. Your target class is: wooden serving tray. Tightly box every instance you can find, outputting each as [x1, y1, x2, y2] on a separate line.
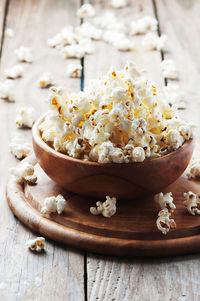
[6, 153, 200, 258]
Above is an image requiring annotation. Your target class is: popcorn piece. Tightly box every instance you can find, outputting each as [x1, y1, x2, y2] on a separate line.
[5, 65, 23, 79]
[93, 11, 126, 32]
[5, 28, 15, 38]
[62, 44, 85, 59]
[156, 208, 176, 235]
[41, 194, 67, 215]
[15, 46, 33, 63]
[132, 147, 145, 162]
[15, 107, 36, 128]
[9, 133, 31, 159]
[187, 158, 200, 179]
[113, 38, 135, 51]
[77, 3, 96, 18]
[10, 162, 37, 184]
[27, 237, 45, 252]
[90, 196, 117, 218]
[76, 22, 102, 40]
[183, 191, 200, 215]
[154, 192, 176, 211]
[66, 63, 82, 78]
[0, 80, 15, 101]
[111, 0, 127, 8]
[164, 83, 186, 109]
[130, 16, 158, 35]
[39, 72, 53, 88]
[161, 60, 178, 80]
[142, 33, 167, 51]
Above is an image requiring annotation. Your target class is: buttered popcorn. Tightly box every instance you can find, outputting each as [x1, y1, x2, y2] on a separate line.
[40, 62, 194, 163]
[90, 196, 117, 218]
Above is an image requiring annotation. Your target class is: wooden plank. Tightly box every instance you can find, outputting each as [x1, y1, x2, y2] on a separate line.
[0, 0, 85, 300]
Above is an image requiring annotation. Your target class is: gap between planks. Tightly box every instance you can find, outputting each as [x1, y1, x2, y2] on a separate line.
[0, 0, 9, 62]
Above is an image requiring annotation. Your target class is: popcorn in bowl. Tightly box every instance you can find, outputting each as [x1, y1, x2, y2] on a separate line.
[39, 62, 194, 163]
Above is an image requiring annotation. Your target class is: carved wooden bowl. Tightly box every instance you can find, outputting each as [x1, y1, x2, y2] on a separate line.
[32, 116, 195, 199]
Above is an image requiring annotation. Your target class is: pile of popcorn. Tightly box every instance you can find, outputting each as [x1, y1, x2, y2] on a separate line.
[39, 62, 194, 164]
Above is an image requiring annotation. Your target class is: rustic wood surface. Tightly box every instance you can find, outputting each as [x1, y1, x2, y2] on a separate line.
[1, 0, 200, 300]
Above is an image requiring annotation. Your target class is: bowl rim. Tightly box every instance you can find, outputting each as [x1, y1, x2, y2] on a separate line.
[32, 114, 194, 168]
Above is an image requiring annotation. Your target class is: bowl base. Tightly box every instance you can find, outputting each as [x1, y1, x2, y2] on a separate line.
[6, 148, 200, 258]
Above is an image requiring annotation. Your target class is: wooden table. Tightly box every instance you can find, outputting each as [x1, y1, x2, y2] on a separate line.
[1, 0, 200, 300]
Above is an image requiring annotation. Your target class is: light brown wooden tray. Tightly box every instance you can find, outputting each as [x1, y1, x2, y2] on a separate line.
[6, 153, 200, 258]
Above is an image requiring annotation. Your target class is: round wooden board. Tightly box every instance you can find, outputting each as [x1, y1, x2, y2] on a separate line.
[6, 147, 200, 258]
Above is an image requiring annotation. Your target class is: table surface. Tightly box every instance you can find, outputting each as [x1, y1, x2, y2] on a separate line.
[1, 0, 200, 300]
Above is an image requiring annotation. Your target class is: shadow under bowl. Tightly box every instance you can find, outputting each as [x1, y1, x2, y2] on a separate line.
[32, 116, 195, 199]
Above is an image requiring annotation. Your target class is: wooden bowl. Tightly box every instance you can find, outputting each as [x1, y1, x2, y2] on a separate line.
[32, 116, 195, 199]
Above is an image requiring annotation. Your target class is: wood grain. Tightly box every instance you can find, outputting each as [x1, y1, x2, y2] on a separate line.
[0, 0, 85, 300]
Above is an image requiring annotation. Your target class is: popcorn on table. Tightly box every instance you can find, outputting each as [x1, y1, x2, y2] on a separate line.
[39, 72, 53, 88]
[15, 46, 33, 63]
[184, 191, 200, 215]
[93, 11, 126, 32]
[9, 133, 31, 159]
[15, 106, 36, 128]
[10, 162, 37, 184]
[39, 61, 194, 163]
[164, 83, 186, 110]
[62, 44, 85, 59]
[161, 59, 178, 80]
[142, 33, 167, 51]
[27, 237, 45, 252]
[76, 22, 102, 40]
[90, 196, 117, 218]
[5, 65, 23, 79]
[156, 208, 176, 235]
[111, 0, 127, 8]
[154, 192, 176, 211]
[5, 28, 15, 38]
[0, 80, 15, 101]
[66, 63, 82, 78]
[130, 16, 158, 35]
[187, 157, 200, 179]
[41, 194, 67, 215]
[77, 3, 96, 18]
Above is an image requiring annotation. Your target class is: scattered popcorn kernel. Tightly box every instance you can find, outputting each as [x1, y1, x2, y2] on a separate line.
[0, 80, 15, 101]
[66, 63, 82, 78]
[161, 59, 178, 80]
[90, 196, 117, 218]
[5, 65, 23, 79]
[41, 194, 67, 215]
[62, 44, 85, 59]
[130, 16, 158, 35]
[164, 83, 186, 109]
[27, 237, 45, 252]
[15, 106, 36, 128]
[154, 192, 176, 211]
[142, 33, 167, 51]
[111, 0, 127, 8]
[77, 3, 96, 18]
[15, 46, 33, 63]
[9, 133, 31, 159]
[156, 208, 176, 235]
[10, 162, 37, 184]
[94, 11, 126, 32]
[187, 157, 200, 179]
[39, 72, 53, 88]
[5, 28, 15, 38]
[184, 191, 200, 215]
[76, 22, 102, 40]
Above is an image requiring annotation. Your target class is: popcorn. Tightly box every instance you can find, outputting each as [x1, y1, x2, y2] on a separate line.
[93, 12, 126, 32]
[77, 3, 96, 18]
[187, 158, 200, 179]
[10, 162, 37, 184]
[9, 133, 31, 159]
[41, 194, 67, 215]
[5, 65, 23, 79]
[15, 106, 36, 128]
[156, 208, 176, 235]
[154, 192, 176, 211]
[130, 16, 158, 35]
[111, 0, 127, 8]
[5, 28, 15, 38]
[62, 44, 85, 58]
[27, 237, 45, 252]
[0, 80, 15, 101]
[90, 196, 117, 218]
[47, 26, 77, 48]
[66, 63, 82, 78]
[39, 72, 53, 88]
[76, 22, 102, 40]
[164, 83, 186, 109]
[142, 33, 167, 51]
[113, 38, 135, 51]
[40, 62, 194, 163]
[161, 60, 178, 80]
[183, 191, 200, 215]
[15, 46, 33, 63]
